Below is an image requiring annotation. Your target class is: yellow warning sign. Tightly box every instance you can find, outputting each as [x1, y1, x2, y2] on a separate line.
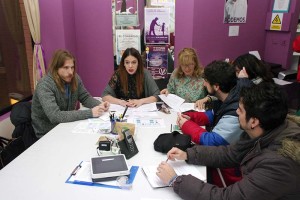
[272, 15, 281, 24]
[270, 13, 283, 31]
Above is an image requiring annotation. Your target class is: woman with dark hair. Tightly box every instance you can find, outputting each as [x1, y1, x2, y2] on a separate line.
[102, 48, 160, 107]
[233, 53, 274, 84]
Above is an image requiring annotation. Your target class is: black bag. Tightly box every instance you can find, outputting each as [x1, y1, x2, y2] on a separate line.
[154, 131, 193, 153]
[0, 136, 25, 169]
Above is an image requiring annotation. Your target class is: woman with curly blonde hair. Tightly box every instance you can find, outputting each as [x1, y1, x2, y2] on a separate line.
[160, 48, 207, 103]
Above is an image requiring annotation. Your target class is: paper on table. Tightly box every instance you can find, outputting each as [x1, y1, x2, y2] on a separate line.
[72, 120, 111, 134]
[142, 160, 206, 188]
[109, 103, 158, 112]
[179, 103, 205, 112]
[159, 94, 185, 110]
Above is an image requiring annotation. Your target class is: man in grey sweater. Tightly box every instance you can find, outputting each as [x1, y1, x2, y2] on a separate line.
[31, 49, 109, 138]
[157, 82, 300, 200]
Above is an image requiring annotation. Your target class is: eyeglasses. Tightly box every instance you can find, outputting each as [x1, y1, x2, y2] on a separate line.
[181, 64, 195, 69]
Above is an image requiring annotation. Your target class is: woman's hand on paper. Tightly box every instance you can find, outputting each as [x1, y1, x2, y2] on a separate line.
[156, 162, 177, 185]
[127, 99, 143, 107]
[160, 88, 169, 96]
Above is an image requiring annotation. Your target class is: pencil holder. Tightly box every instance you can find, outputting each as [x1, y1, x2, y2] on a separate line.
[111, 121, 117, 134]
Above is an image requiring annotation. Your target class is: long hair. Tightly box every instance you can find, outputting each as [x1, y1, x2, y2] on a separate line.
[175, 48, 203, 78]
[118, 48, 144, 97]
[48, 49, 78, 93]
[233, 53, 273, 82]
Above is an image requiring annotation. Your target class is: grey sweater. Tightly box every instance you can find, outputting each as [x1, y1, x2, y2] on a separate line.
[31, 74, 100, 137]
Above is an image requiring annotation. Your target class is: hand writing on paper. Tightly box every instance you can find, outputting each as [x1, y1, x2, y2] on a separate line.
[176, 113, 188, 128]
[167, 147, 187, 161]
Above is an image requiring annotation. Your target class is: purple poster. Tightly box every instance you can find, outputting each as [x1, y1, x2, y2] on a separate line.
[145, 8, 170, 44]
[146, 45, 168, 79]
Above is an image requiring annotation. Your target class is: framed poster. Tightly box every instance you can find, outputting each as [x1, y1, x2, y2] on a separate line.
[272, 0, 290, 13]
[146, 45, 168, 79]
[115, 0, 139, 26]
[145, 8, 170, 44]
[115, 29, 141, 65]
[224, 0, 248, 23]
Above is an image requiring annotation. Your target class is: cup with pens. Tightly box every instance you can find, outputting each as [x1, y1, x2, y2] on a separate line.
[110, 106, 128, 134]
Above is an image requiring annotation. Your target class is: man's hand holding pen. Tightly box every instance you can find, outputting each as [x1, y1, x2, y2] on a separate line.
[156, 147, 187, 185]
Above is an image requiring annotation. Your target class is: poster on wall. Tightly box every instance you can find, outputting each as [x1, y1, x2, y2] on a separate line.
[223, 0, 248, 23]
[146, 45, 168, 79]
[272, 0, 290, 13]
[115, 29, 141, 65]
[115, 0, 139, 26]
[144, 8, 170, 44]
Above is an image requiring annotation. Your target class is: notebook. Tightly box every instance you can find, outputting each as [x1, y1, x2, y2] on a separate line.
[142, 160, 206, 188]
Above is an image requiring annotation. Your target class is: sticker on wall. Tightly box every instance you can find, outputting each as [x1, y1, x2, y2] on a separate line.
[224, 0, 248, 24]
[270, 13, 283, 31]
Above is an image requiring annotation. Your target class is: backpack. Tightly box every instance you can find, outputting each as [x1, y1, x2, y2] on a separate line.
[154, 131, 193, 153]
[0, 136, 25, 169]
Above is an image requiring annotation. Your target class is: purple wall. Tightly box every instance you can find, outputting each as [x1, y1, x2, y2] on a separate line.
[40, 0, 114, 96]
[175, 0, 271, 66]
[39, 0, 300, 97]
[73, 0, 113, 96]
[264, 0, 300, 69]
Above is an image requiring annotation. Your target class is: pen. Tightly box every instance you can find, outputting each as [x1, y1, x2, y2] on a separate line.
[71, 164, 82, 176]
[166, 158, 169, 163]
[121, 106, 128, 120]
[170, 124, 172, 132]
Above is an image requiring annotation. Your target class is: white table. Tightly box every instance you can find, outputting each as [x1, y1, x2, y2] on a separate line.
[0, 110, 206, 200]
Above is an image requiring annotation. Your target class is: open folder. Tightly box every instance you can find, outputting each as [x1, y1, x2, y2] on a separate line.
[66, 161, 139, 189]
[142, 160, 206, 188]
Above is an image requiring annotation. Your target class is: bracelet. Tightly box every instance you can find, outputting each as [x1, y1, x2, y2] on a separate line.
[168, 174, 178, 187]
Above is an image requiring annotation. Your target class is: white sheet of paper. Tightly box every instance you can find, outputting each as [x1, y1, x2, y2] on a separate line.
[142, 160, 206, 188]
[178, 103, 205, 112]
[72, 120, 111, 134]
[273, 78, 293, 85]
[158, 94, 185, 110]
